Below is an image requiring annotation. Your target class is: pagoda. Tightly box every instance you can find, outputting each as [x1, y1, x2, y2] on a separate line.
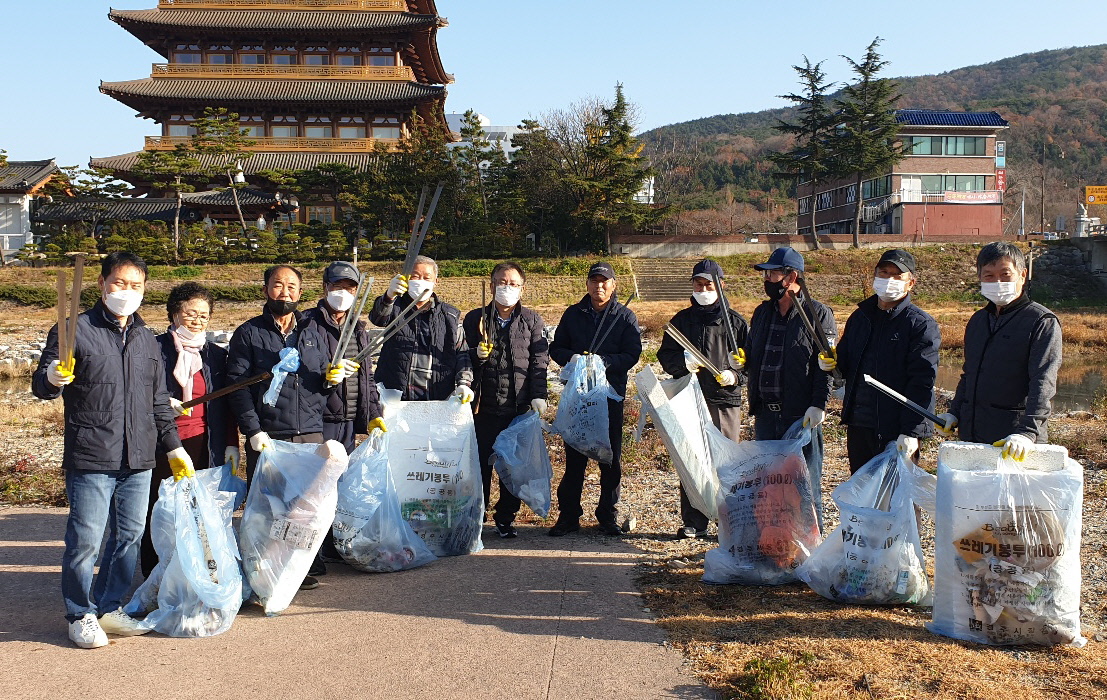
[91, 0, 451, 225]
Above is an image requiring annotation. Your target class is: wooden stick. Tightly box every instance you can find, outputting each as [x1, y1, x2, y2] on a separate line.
[180, 371, 272, 409]
[64, 253, 85, 367]
[55, 269, 68, 365]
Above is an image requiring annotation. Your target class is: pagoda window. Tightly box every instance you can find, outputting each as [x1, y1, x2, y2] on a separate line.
[272, 125, 298, 138]
[338, 118, 367, 139]
[303, 55, 330, 66]
[372, 117, 401, 139]
[335, 55, 361, 66]
[305, 125, 333, 138]
[240, 53, 265, 65]
[240, 116, 265, 138]
[174, 52, 201, 64]
[272, 48, 297, 65]
[367, 47, 396, 67]
[306, 206, 335, 225]
[168, 125, 197, 138]
[207, 53, 231, 65]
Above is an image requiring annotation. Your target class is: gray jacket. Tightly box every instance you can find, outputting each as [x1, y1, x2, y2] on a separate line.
[950, 296, 1062, 444]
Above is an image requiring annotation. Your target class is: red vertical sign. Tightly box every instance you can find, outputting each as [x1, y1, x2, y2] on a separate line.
[995, 168, 1007, 191]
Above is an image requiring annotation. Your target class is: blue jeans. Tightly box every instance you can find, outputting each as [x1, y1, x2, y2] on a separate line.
[62, 468, 152, 622]
[753, 412, 825, 532]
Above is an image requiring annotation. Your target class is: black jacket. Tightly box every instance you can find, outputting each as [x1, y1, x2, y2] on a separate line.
[369, 293, 473, 401]
[155, 332, 238, 469]
[301, 300, 382, 432]
[462, 303, 549, 410]
[657, 299, 749, 408]
[837, 294, 940, 440]
[225, 307, 332, 439]
[744, 293, 837, 419]
[549, 295, 642, 397]
[32, 302, 181, 472]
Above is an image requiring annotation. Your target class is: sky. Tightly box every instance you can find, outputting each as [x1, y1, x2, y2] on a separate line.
[4, 0, 1107, 168]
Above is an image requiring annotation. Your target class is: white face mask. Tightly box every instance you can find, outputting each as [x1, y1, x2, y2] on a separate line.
[103, 289, 142, 317]
[407, 279, 434, 301]
[692, 290, 718, 306]
[872, 277, 908, 303]
[494, 284, 522, 308]
[326, 289, 355, 312]
[981, 281, 1020, 306]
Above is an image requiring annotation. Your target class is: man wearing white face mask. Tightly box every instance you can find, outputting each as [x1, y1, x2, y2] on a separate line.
[371, 254, 473, 402]
[818, 249, 940, 472]
[33, 252, 191, 647]
[938, 242, 1061, 461]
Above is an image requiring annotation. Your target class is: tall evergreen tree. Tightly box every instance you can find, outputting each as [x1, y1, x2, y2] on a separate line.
[134, 146, 204, 260]
[191, 107, 257, 235]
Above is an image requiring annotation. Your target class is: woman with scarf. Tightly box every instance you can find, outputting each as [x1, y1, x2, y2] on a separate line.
[140, 282, 240, 578]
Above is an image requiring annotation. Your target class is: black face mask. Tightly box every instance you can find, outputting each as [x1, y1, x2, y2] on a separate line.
[266, 298, 299, 316]
[764, 279, 787, 300]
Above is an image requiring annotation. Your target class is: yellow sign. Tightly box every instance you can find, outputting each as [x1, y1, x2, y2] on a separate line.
[1086, 186, 1107, 203]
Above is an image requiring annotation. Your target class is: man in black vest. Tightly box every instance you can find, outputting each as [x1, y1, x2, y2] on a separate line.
[938, 242, 1062, 460]
[463, 261, 550, 538]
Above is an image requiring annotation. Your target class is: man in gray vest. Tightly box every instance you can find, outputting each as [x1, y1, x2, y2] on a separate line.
[938, 242, 1062, 460]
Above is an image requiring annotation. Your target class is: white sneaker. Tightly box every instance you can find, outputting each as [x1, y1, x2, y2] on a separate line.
[97, 608, 150, 637]
[68, 613, 109, 649]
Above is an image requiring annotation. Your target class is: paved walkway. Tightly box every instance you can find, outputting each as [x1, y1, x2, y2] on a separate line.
[0, 507, 713, 700]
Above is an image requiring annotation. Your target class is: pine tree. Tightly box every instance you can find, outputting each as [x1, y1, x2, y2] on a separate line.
[135, 146, 204, 261]
[191, 107, 257, 235]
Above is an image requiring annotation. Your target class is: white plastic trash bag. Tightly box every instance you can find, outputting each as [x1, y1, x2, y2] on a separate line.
[382, 389, 484, 556]
[797, 444, 935, 605]
[552, 354, 622, 463]
[239, 440, 349, 615]
[635, 366, 718, 519]
[332, 430, 438, 573]
[491, 410, 553, 518]
[929, 442, 1085, 647]
[126, 464, 246, 637]
[702, 420, 821, 585]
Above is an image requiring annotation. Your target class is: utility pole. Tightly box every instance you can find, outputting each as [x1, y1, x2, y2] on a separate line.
[1040, 139, 1046, 238]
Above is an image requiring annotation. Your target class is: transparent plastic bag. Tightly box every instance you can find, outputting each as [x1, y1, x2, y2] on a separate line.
[702, 419, 821, 585]
[635, 367, 718, 519]
[491, 410, 553, 518]
[332, 431, 438, 573]
[125, 464, 246, 637]
[929, 442, 1085, 647]
[797, 444, 935, 605]
[551, 354, 622, 463]
[239, 440, 349, 615]
[262, 346, 300, 407]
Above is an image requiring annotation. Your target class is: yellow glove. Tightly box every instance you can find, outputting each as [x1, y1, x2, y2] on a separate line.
[47, 359, 75, 388]
[387, 274, 408, 300]
[817, 347, 837, 372]
[994, 434, 1033, 462]
[326, 359, 361, 386]
[732, 348, 746, 370]
[166, 447, 195, 481]
[476, 342, 493, 361]
[368, 416, 387, 433]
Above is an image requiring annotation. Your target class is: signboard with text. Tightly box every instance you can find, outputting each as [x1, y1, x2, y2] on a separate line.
[1086, 186, 1107, 204]
[946, 191, 1002, 204]
[995, 168, 1007, 191]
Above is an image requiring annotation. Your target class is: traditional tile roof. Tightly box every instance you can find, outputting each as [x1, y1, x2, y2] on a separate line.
[91, 150, 388, 176]
[32, 189, 281, 223]
[109, 9, 439, 34]
[895, 110, 1009, 127]
[0, 159, 59, 193]
[181, 188, 281, 207]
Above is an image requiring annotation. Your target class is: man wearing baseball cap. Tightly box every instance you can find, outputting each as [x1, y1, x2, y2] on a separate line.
[657, 259, 749, 538]
[548, 261, 642, 536]
[818, 249, 940, 472]
[744, 247, 836, 525]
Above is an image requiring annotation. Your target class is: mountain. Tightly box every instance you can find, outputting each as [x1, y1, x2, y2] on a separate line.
[640, 44, 1107, 232]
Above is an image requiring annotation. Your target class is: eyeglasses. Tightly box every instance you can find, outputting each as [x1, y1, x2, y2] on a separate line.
[493, 281, 524, 289]
[180, 312, 210, 322]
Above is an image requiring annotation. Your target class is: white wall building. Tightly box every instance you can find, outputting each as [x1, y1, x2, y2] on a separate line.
[0, 159, 59, 261]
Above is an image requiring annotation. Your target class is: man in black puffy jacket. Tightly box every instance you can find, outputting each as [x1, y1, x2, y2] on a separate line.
[548, 262, 642, 537]
[462, 261, 550, 538]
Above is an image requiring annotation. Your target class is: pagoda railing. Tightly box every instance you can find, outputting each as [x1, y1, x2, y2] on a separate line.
[146, 135, 400, 153]
[158, 0, 407, 9]
[152, 63, 415, 81]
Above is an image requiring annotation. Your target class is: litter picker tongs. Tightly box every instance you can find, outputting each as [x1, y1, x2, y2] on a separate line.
[584, 292, 637, 390]
[710, 270, 741, 360]
[401, 182, 445, 278]
[785, 288, 842, 382]
[55, 252, 87, 371]
[329, 273, 374, 370]
[351, 288, 433, 365]
[180, 371, 273, 410]
[664, 323, 723, 377]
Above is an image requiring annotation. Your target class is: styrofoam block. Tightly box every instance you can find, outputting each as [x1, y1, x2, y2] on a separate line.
[937, 441, 1069, 473]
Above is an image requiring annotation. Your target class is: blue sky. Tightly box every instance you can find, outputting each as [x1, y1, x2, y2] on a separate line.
[4, 0, 1107, 167]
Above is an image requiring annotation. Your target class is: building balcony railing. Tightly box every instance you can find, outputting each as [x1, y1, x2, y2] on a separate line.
[862, 189, 1003, 222]
[145, 135, 399, 153]
[158, 0, 407, 10]
[151, 63, 415, 81]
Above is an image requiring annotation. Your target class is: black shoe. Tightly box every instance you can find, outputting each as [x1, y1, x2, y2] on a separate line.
[495, 523, 518, 538]
[548, 519, 580, 537]
[299, 575, 319, 591]
[308, 560, 327, 577]
[677, 526, 698, 540]
[597, 521, 624, 536]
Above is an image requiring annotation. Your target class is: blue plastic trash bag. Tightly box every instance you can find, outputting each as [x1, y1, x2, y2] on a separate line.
[796, 443, 935, 605]
[239, 440, 349, 615]
[702, 419, 822, 585]
[491, 410, 553, 518]
[332, 431, 438, 573]
[551, 354, 622, 463]
[262, 346, 300, 407]
[125, 464, 246, 637]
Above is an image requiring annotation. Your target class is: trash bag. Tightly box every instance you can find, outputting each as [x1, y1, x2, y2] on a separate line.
[381, 389, 484, 556]
[491, 410, 553, 518]
[262, 346, 300, 407]
[551, 353, 622, 463]
[239, 440, 349, 615]
[125, 464, 246, 637]
[929, 442, 1085, 647]
[702, 419, 821, 585]
[635, 366, 718, 519]
[797, 444, 935, 605]
[332, 430, 438, 573]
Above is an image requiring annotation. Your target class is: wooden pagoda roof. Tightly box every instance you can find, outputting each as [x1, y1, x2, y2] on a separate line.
[90, 150, 389, 178]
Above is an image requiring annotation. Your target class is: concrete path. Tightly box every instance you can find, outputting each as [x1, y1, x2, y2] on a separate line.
[0, 507, 713, 700]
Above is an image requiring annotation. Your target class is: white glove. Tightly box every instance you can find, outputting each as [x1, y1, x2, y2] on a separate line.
[166, 446, 195, 481]
[326, 358, 360, 386]
[684, 351, 704, 374]
[802, 406, 826, 428]
[935, 412, 958, 437]
[995, 433, 1034, 461]
[452, 384, 475, 404]
[530, 398, 548, 414]
[46, 359, 75, 388]
[386, 274, 408, 300]
[715, 369, 738, 387]
[170, 398, 192, 417]
[224, 445, 240, 472]
[476, 342, 492, 361]
[896, 434, 919, 456]
[249, 431, 272, 453]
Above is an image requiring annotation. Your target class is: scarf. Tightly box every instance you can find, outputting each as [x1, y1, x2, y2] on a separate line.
[171, 325, 206, 401]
